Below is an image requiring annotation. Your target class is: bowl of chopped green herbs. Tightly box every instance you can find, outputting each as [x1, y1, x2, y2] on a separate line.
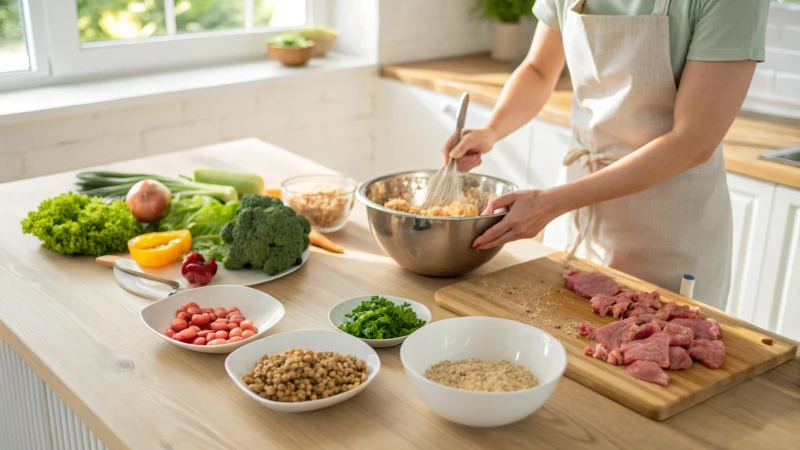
[329, 296, 431, 348]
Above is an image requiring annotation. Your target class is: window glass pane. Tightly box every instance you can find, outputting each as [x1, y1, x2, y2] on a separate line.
[176, 0, 244, 34]
[255, 0, 306, 28]
[0, 0, 30, 73]
[77, 0, 166, 43]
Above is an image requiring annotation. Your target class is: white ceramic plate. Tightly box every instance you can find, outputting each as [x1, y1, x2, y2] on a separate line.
[328, 295, 432, 348]
[140, 285, 285, 354]
[115, 248, 310, 300]
[225, 329, 381, 412]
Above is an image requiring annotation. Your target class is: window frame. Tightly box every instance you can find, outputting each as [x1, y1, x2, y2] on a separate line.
[1, 0, 324, 90]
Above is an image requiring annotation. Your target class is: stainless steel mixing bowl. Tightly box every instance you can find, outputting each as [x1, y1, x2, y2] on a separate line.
[357, 170, 518, 277]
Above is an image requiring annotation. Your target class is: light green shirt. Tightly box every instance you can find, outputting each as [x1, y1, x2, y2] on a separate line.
[532, 0, 770, 85]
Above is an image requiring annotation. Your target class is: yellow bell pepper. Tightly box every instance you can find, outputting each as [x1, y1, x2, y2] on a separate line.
[128, 230, 192, 268]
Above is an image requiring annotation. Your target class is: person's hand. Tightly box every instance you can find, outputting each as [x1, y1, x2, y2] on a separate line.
[473, 189, 560, 251]
[442, 128, 498, 172]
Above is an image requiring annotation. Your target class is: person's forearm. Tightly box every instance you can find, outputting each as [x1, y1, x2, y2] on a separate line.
[486, 63, 559, 141]
[546, 130, 715, 217]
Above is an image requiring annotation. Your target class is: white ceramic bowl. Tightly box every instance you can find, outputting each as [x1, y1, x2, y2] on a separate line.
[225, 329, 381, 412]
[400, 316, 567, 427]
[140, 285, 285, 354]
[328, 295, 432, 348]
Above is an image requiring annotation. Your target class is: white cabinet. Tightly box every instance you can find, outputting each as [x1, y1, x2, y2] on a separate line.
[374, 79, 531, 189]
[725, 173, 775, 321]
[755, 186, 800, 341]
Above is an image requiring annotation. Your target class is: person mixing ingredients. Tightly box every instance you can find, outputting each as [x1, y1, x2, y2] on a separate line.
[444, 0, 769, 308]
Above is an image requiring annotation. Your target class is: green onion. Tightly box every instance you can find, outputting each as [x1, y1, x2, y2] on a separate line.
[75, 171, 238, 202]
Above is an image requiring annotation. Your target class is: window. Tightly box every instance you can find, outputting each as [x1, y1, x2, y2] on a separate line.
[0, 0, 321, 89]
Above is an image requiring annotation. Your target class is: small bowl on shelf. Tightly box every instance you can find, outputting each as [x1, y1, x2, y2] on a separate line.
[282, 174, 357, 233]
[328, 295, 432, 348]
[140, 285, 285, 354]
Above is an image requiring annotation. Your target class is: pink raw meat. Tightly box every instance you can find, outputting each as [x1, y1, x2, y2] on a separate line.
[583, 346, 594, 356]
[607, 348, 624, 365]
[634, 291, 662, 310]
[688, 339, 726, 369]
[611, 300, 631, 319]
[665, 301, 699, 320]
[625, 360, 670, 387]
[565, 271, 620, 299]
[627, 320, 661, 342]
[668, 347, 693, 370]
[670, 318, 721, 340]
[592, 343, 610, 361]
[579, 321, 595, 338]
[595, 317, 637, 350]
[620, 333, 671, 368]
[590, 294, 618, 316]
[661, 323, 694, 347]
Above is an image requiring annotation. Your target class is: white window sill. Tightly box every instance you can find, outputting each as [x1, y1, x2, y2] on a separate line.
[0, 53, 375, 124]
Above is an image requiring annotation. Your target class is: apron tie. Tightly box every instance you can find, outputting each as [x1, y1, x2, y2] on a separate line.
[561, 148, 623, 263]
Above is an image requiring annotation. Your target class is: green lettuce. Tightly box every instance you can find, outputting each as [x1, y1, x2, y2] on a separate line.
[158, 195, 239, 258]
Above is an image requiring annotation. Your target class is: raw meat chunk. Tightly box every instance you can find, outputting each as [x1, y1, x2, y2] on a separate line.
[611, 300, 631, 319]
[661, 323, 694, 347]
[634, 291, 662, 310]
[583, 346, 594, 356]
[565, 271, 620, 299]
[688, 339, 726, 369]
[592, 343, 609, 361]
[579, 321, 595, 338]
[626, 360, 670, 387]
[595, 318, 637, 350]
[590, 294, 618, 316]
[665, 301, 699, 320]
[620, 333, 671, 368]
[607, 348, 624, 365]
[627, 320, 661, 342]
[670, 318, 721, 340]
[668, 347, 693, 370]
[635, 316, 668, 328]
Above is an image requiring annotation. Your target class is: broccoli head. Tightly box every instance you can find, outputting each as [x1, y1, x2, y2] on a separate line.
[220, 194, 311, 275]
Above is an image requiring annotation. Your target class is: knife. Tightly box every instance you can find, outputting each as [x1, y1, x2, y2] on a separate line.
[96, 255, 180, 295]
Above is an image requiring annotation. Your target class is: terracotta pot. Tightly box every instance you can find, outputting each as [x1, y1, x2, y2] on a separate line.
[491, 22, 522, 62]
[267, 43, 315, 67]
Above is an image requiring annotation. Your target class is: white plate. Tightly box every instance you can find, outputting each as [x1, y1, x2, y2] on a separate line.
[225, 329, 381, 412]
[328, 295, 432, 348]
[114, 248, 310, 300]
[140, 285, 285, 354]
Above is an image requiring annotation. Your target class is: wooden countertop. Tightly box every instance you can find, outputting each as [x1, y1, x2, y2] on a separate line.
[1, 139, 798, 449]
[381, 54, 800, 190]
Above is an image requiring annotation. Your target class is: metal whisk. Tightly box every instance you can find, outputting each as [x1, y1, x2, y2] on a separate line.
[421, 92, 470, 210]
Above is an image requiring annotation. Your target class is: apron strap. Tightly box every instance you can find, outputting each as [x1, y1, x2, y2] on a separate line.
[569, 0, 587, 14]
[652, 0, 671, 16]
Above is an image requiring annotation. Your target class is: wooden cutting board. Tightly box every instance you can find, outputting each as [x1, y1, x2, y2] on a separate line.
[434, 252, 798, 420]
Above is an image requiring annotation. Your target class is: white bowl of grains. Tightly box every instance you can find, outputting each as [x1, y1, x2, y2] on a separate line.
[282, 174, 357, 233]
[225, 329, 381, 412]
[400, 316, 567, 427]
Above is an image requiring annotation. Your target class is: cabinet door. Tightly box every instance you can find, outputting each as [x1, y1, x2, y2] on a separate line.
[725, 173, 775, 323]
[755, 186, 800, 341]
[374, 80, 531, 189]
[533, 120, 572, 251]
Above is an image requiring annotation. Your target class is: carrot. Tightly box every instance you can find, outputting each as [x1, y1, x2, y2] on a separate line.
[309, 230, 344, 254]
[264, 187, 282, 200]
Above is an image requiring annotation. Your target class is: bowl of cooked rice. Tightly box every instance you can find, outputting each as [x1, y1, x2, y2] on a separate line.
[356, 170, 517, 277]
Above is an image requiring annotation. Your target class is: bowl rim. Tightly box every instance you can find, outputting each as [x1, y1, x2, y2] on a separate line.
[139, 284, 286, 352]
[356, 170, 519, 221]
[399, 316, 567, 397]
[281, 174, 358, 196]
[224, 329, 382, 407]
[328, 295, 433, 341]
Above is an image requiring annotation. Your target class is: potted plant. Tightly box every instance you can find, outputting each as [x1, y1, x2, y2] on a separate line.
[267, 33, 315, 67]
[295, 27, 339, 57]
[474, 0, 536, 62]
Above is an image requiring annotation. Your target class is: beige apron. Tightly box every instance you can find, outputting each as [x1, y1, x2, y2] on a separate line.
[561, 0, 733, 308]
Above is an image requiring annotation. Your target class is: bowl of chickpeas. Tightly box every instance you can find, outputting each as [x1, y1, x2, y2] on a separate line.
[225, 329, 381, 412]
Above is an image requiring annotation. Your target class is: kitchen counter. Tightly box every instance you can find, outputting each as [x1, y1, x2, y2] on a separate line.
[0, 139, 798, 449]
[381, 54, 800, 190]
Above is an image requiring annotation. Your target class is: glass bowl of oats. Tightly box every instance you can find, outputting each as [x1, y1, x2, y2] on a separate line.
[282, 175, 357, 233]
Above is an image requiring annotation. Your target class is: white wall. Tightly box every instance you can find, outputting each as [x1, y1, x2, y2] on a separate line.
[0, 70, 376, 183]
[746, 2, 800, 117]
